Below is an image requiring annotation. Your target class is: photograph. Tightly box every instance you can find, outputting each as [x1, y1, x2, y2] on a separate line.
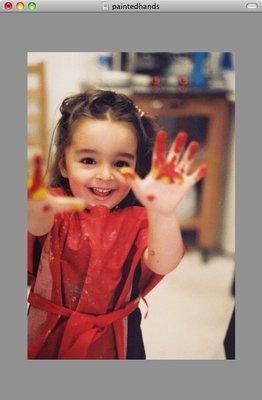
[27, 51, 235, 360]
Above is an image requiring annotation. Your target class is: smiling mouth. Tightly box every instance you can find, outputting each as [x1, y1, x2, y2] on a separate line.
[89, 187, 115, 198]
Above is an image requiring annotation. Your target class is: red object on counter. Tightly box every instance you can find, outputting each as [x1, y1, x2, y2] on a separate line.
[151, 75, 160, 88]
[178, 75, 190, 87]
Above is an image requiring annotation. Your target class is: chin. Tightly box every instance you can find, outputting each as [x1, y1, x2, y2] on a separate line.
[86, 195, 125, 211]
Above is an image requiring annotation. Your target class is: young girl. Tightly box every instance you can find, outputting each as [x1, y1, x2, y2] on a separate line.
[27, 89, 206, 360]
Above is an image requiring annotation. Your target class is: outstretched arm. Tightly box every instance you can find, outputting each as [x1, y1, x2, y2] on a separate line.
[28, 155, 86, 236]
[120, 131, 207, 275]
[144, 206, 184, 275]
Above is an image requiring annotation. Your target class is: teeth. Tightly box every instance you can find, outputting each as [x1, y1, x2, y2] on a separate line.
[92, 187, 112, 195]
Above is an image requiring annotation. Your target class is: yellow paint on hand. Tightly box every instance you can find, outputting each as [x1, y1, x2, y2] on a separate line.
[160, 176, 171, 184]
[31, 187, 47, 201]
[27, 177, 33, 189]
[174, 176, 184, 185]
[73, 202, 86, 212]
[151, 168, 159, 179]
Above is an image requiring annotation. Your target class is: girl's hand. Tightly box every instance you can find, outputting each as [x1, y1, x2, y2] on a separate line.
[120, 130, 207, 216]
[28, 154, 87, 215]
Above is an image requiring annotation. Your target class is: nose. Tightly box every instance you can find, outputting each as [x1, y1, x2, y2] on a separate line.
[95, 165, 114, 181]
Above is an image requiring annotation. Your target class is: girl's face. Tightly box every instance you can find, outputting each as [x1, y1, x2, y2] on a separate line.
[60, 118, 137, 210]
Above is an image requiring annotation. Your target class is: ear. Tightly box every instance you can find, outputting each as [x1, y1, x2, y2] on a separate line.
[59, 157, 68, 178]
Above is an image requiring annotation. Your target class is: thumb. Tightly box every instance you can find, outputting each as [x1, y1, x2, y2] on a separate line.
[119, 167, 144, 200]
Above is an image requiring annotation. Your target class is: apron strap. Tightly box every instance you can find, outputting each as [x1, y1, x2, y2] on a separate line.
[28, 290, 140, 328]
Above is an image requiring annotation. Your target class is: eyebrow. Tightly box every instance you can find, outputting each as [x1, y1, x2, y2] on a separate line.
[75, 148, 135, 160]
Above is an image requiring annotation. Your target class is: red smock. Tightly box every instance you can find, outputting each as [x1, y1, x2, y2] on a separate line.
[27, 188, 164, 359]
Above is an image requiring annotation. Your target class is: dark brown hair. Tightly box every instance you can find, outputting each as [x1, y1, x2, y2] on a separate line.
[48, 88, 158, 208]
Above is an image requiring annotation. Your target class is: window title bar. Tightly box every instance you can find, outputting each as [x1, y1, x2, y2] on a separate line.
[1, 1, 262, 13]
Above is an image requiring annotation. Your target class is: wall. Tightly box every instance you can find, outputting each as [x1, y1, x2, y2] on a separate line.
[28, 52, 99, 138]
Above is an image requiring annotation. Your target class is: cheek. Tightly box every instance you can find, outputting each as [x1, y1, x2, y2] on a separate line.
[121, 185, 130, 195]
[118, 177, 131, 190]
[68, 166, 92, 183]
[118, 186, 131, 202]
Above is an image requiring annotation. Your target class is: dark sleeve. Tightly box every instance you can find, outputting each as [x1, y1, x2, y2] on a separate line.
[27, 234, 43, 287]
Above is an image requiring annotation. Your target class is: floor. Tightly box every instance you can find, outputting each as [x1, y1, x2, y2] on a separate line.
[140, 250, 235, 360]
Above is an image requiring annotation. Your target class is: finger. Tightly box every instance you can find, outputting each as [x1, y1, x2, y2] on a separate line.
[152, 132, 187, 185]
[187, 163, 208, 185]
[119, 167, 144, 198]
[27, 154, 47, 200]
[152, 130, 168, 171]
[167, 131, 188, 165]
[47, 195, 87, 214]
[29, 154, 43, 190]
[177, 141, 200, 174]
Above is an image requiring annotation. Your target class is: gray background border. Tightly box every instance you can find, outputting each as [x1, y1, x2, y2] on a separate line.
[0, 12, 260, 400]
[2, 1, 262, 13]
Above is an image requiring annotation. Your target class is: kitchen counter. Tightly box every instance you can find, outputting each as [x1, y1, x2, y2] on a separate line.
[81, 81, 233, 101]
[129, 86, 229, 98]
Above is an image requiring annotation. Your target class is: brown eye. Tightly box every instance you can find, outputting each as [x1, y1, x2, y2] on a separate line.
[115, 160, 130, 168]
[81, 158, 96, 165]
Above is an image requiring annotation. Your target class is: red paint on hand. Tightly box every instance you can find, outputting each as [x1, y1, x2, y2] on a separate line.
[147, 195, 156, 202]
[42, 205, 51, 213]
[196, 164, 208, 180]
[187, 141, 200, 161]
[32, 154, 42, 186]
[28, 154, 44, 198]
[152, 131, 187, 183]
[154, 131, 167, 167]
[174, 131, 188, 153]
[156, 164, 175, 182]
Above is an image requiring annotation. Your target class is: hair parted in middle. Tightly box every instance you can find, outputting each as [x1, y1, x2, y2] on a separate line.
[48, 88, 159, 209]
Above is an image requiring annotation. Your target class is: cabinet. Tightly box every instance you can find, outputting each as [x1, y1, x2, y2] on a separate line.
[133, 91, 232, 255]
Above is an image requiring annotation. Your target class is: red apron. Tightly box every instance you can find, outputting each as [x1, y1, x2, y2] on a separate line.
[27, 188, 164, 359]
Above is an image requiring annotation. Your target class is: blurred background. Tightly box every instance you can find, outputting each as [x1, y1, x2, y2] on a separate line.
[27, 52, 235, 359]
